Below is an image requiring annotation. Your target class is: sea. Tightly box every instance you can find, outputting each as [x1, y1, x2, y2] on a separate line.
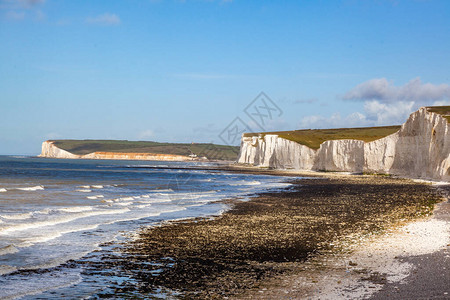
[0, 156, 292, 299]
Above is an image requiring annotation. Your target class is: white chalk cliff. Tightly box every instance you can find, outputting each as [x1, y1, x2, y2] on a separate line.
[39, 141, 193, 161]
[237, 107, 450, 182]
[39, 141, 80, 159]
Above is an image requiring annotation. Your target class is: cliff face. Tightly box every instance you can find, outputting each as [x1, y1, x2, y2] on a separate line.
[238, 107, 450, 181]
[39, 141, 193, 161]
[82, 152, 192, 161]
[39, 141, 80, 159]
[364, 108, 450, 180]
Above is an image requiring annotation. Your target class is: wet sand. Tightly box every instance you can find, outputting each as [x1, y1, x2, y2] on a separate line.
[87, 171, 445, 299]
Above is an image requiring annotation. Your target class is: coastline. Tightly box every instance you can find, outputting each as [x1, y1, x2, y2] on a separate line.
[243, 181, 450, 300]
[86, 169, 446, 299]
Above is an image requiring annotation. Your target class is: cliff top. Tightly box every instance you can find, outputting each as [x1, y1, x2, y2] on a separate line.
[426, 106, 450, 122]
[243, 126, 401, 150]
[243, 106, 449, 150]
[48, 140, 239, 161]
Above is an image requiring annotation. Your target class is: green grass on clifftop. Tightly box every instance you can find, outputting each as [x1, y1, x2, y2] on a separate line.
[427, 106, 450, 122]
[243, 126, 401, 150]
[50, 140, 240, 161]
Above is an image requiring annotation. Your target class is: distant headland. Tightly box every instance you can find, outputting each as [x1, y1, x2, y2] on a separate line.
[39, 140, 240, 161]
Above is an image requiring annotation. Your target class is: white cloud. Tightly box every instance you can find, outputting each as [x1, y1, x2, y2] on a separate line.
[86, 13, 121, 26]
[293, 98, 318, 105]
[298, 112, 371, 129]
[432, 100, 450, 106]
[364, 100, 415, 125]
[343, 77, 450, 104]
[298, 78, 450, 128]
[1, 0, 45, 9]
[298, 100, 420, 129]
[1, 0, 45, 21]
[19, 0, 44, 8]
[137, 129, 154, 140]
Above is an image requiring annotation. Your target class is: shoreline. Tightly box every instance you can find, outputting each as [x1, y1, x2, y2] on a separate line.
[86, 170, 446, 299]
[243, 183, 450, 299]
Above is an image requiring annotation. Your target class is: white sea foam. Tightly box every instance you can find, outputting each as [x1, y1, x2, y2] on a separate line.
[135, 204, 152, 209]
[77, 189, 92, 193]
[114, 201, 133, 206]
[17, 185, 44, 191]
[0, 208, 130, 235]
[34, 208, 52, 215]
[0, 244, 19, 256]
[230, 180, 261, 186]
[19, 223, 102, 246]
[0, 188, 6, 192]
[78, 185, 90, 189]
[91, 185, 104, 189]
[0, 265, 17, 276]
[86, 195, 104, 200]
[0, 212, 33, 220]
[150, 189, 174, 193]
[58, 206, 93, 213]
[136, 198, 172, 204]
[0, 268, 82, 299]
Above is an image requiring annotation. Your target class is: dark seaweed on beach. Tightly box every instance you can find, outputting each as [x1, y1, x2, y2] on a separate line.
[90, 175, 442, 299]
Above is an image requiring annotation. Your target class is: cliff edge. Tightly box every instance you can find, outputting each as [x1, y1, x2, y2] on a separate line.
[39, 140, 239, 161]
[39, 141, 194, 161]
[39, 141, 80, 159]
[237, 107, 450, 181]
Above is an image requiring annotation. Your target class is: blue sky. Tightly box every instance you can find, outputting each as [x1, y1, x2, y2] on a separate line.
[1, 0, 450, 155]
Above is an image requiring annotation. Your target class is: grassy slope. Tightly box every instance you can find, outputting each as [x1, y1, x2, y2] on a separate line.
[427, 106, 450, 122]
[50, 140, 240, 161]
[243, 126, 401, 150]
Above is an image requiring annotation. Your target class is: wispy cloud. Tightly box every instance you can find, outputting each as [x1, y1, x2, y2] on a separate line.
[298, 112, 371, 129]
[1, 0, 45, 21]
[137, 129, 154, 140]
[55, 18, 70, 26]
[1, 0, 45, 9]
[85, 13, 121, 26]
[343, 77, 450, 103]
[293, 98, 318, 105]
[299, 78, 450, 129]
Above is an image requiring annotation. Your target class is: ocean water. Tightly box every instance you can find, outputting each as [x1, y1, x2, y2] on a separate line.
[0, 156, 291, 299]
